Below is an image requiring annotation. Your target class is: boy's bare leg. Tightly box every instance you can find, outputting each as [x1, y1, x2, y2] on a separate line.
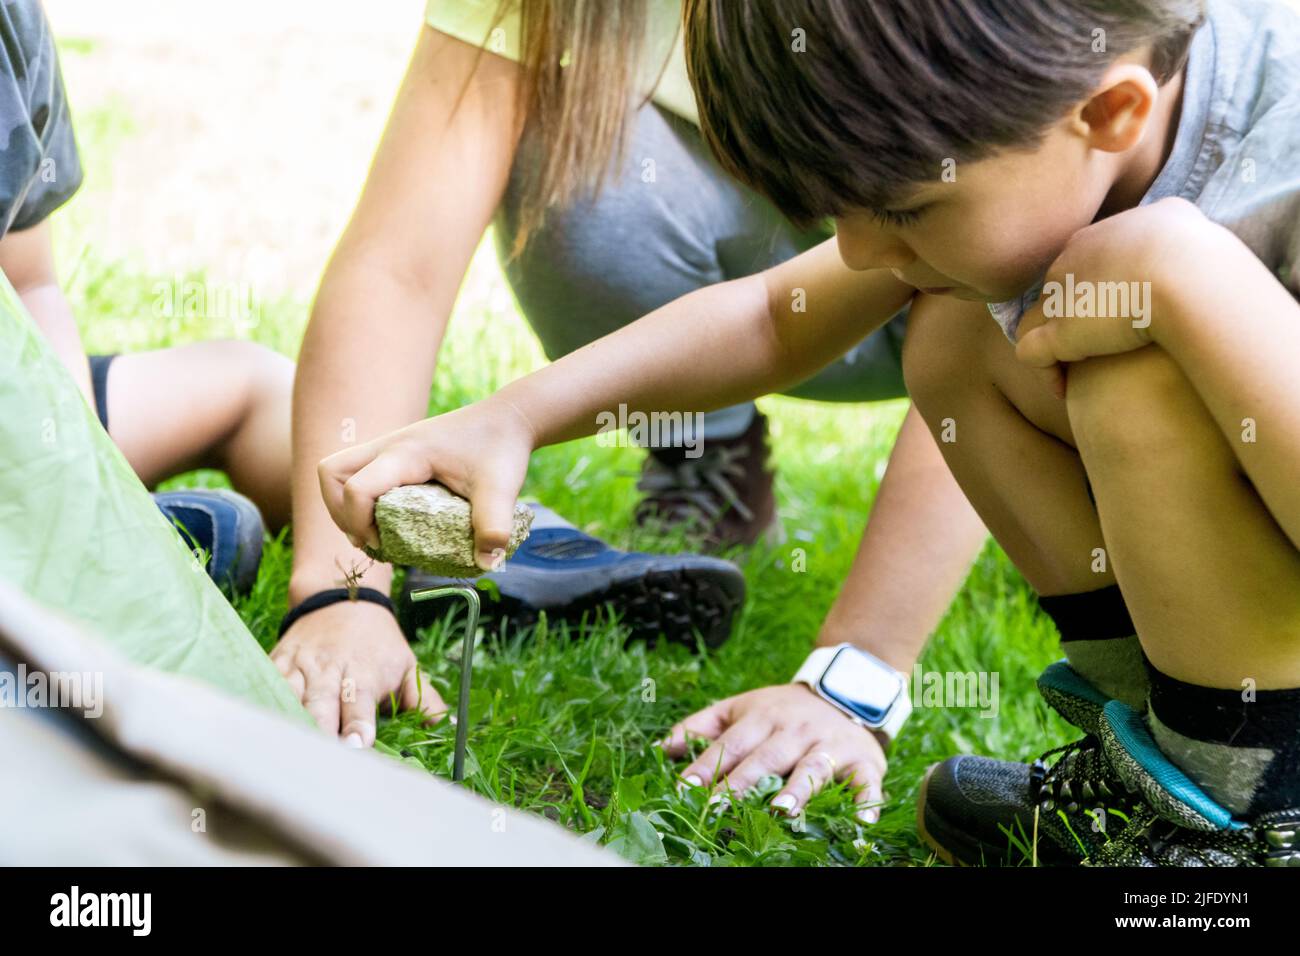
[904, 295, 1154, 709]
[1066, 344, 1300, 690]
[902, 294, 1112, 597]
[907, 292, 1300, 690]
[103, 341, 294, 530]
[907, 290, 1300, 821]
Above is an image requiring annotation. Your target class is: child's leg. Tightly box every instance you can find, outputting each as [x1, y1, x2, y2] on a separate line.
[906, 293, 1300, 816]
[1067, 343, 1300, 819]
[902, 296, 1107, 595]
[1065, 347, 1300, 688]
[903, 296, 1147, 707]
[100, 340, 293, 529]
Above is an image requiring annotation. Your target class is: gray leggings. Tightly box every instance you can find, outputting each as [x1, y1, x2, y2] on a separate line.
[493, 102, 907, 439]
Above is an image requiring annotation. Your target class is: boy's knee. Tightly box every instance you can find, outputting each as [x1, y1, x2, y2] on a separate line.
[197, 340, 293, 422]
[248, 342, 294, 395]
[1066, 347, 1200, 467]
[220, 339, 292, 395]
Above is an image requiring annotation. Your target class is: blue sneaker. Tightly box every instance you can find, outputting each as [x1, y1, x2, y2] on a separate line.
[155, 488, 264, 598]
[400, 507, 745, 649]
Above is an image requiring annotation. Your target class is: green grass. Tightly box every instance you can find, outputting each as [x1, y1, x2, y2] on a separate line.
[55, 96, 1077, 867]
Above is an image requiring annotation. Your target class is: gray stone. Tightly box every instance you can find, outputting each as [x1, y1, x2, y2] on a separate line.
[365, 484, 533, 577]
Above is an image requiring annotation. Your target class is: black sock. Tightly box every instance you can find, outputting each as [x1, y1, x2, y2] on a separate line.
[1037, 585, 1149, 709]
[1147, 664, 1300, 817]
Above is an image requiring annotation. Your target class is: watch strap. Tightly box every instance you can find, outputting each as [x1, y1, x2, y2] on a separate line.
[792, 646, 839, 688]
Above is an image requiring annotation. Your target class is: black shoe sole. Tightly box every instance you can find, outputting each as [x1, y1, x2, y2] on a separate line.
[401, 565, 745, 651]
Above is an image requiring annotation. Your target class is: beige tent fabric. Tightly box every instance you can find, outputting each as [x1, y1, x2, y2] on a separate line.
[2, 704, 314, 865]
[0, 580, 620, 866]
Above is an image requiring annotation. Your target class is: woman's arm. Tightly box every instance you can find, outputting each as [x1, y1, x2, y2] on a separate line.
[278, 26, 526, 742]
[290, 26, 524, 600]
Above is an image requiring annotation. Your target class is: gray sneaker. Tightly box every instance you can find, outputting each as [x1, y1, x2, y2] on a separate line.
[917, 661, 1139, 866]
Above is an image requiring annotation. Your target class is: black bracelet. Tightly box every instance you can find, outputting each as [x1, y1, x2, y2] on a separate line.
[278, 587, 395, 639]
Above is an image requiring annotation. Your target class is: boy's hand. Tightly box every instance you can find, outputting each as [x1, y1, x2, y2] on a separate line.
[272, 599, 446, 744]
[1015, 198, 1205, 395]
[318, 397, 536, 571]
[659, 684, 887, 823]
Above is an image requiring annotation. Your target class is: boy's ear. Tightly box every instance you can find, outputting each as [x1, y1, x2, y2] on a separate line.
[1071, 63, 1159, 154]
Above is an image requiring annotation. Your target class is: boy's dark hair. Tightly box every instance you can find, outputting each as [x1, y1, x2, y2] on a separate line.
[684, 0, 1206, 225]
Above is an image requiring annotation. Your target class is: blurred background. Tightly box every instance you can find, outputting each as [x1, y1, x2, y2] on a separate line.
[51, 0, 411, 301]
[47, 0, 525, 362]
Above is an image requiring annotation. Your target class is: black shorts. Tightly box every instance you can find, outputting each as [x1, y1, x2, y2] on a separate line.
[88, 353, 117, 432]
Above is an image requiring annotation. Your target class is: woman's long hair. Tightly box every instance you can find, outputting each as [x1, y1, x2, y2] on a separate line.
[470, 0, 672, 255]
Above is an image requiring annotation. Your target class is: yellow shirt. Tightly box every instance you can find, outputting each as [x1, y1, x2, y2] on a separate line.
[424, 0, 698, 125]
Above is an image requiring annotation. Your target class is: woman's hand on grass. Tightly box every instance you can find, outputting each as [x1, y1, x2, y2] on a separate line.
[271, 599, 446, 744]
[658, 684, 886, 823]
[317, 398, 536, 571]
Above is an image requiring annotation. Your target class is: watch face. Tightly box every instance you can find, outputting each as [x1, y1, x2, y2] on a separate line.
[818, 647, 903, 726]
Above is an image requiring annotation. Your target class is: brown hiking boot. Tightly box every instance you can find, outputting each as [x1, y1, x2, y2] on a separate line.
[634, 411, 779, 549]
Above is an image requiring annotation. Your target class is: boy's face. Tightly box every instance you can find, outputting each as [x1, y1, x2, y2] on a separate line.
[834, 119, 1118, 302]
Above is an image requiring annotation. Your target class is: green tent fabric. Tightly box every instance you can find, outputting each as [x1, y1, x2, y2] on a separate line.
[0, 271, 306, 720]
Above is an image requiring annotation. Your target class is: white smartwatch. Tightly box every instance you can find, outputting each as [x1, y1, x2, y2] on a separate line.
[793, 644, 912, 743]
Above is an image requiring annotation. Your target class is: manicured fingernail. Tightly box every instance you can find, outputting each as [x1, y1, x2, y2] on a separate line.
[675, 774, 703, 795]
[771, 794, 796, 814]
[345, 733, 364, 749]
[476, 547, 507, 572]
[856, 807, 880, 825]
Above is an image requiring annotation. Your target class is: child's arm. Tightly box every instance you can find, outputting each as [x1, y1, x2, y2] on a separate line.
[0, 221, 93, 403]
[498, 238, 914, 445]
[319, 238, 914, 561]
[320, 239, 985, 815]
